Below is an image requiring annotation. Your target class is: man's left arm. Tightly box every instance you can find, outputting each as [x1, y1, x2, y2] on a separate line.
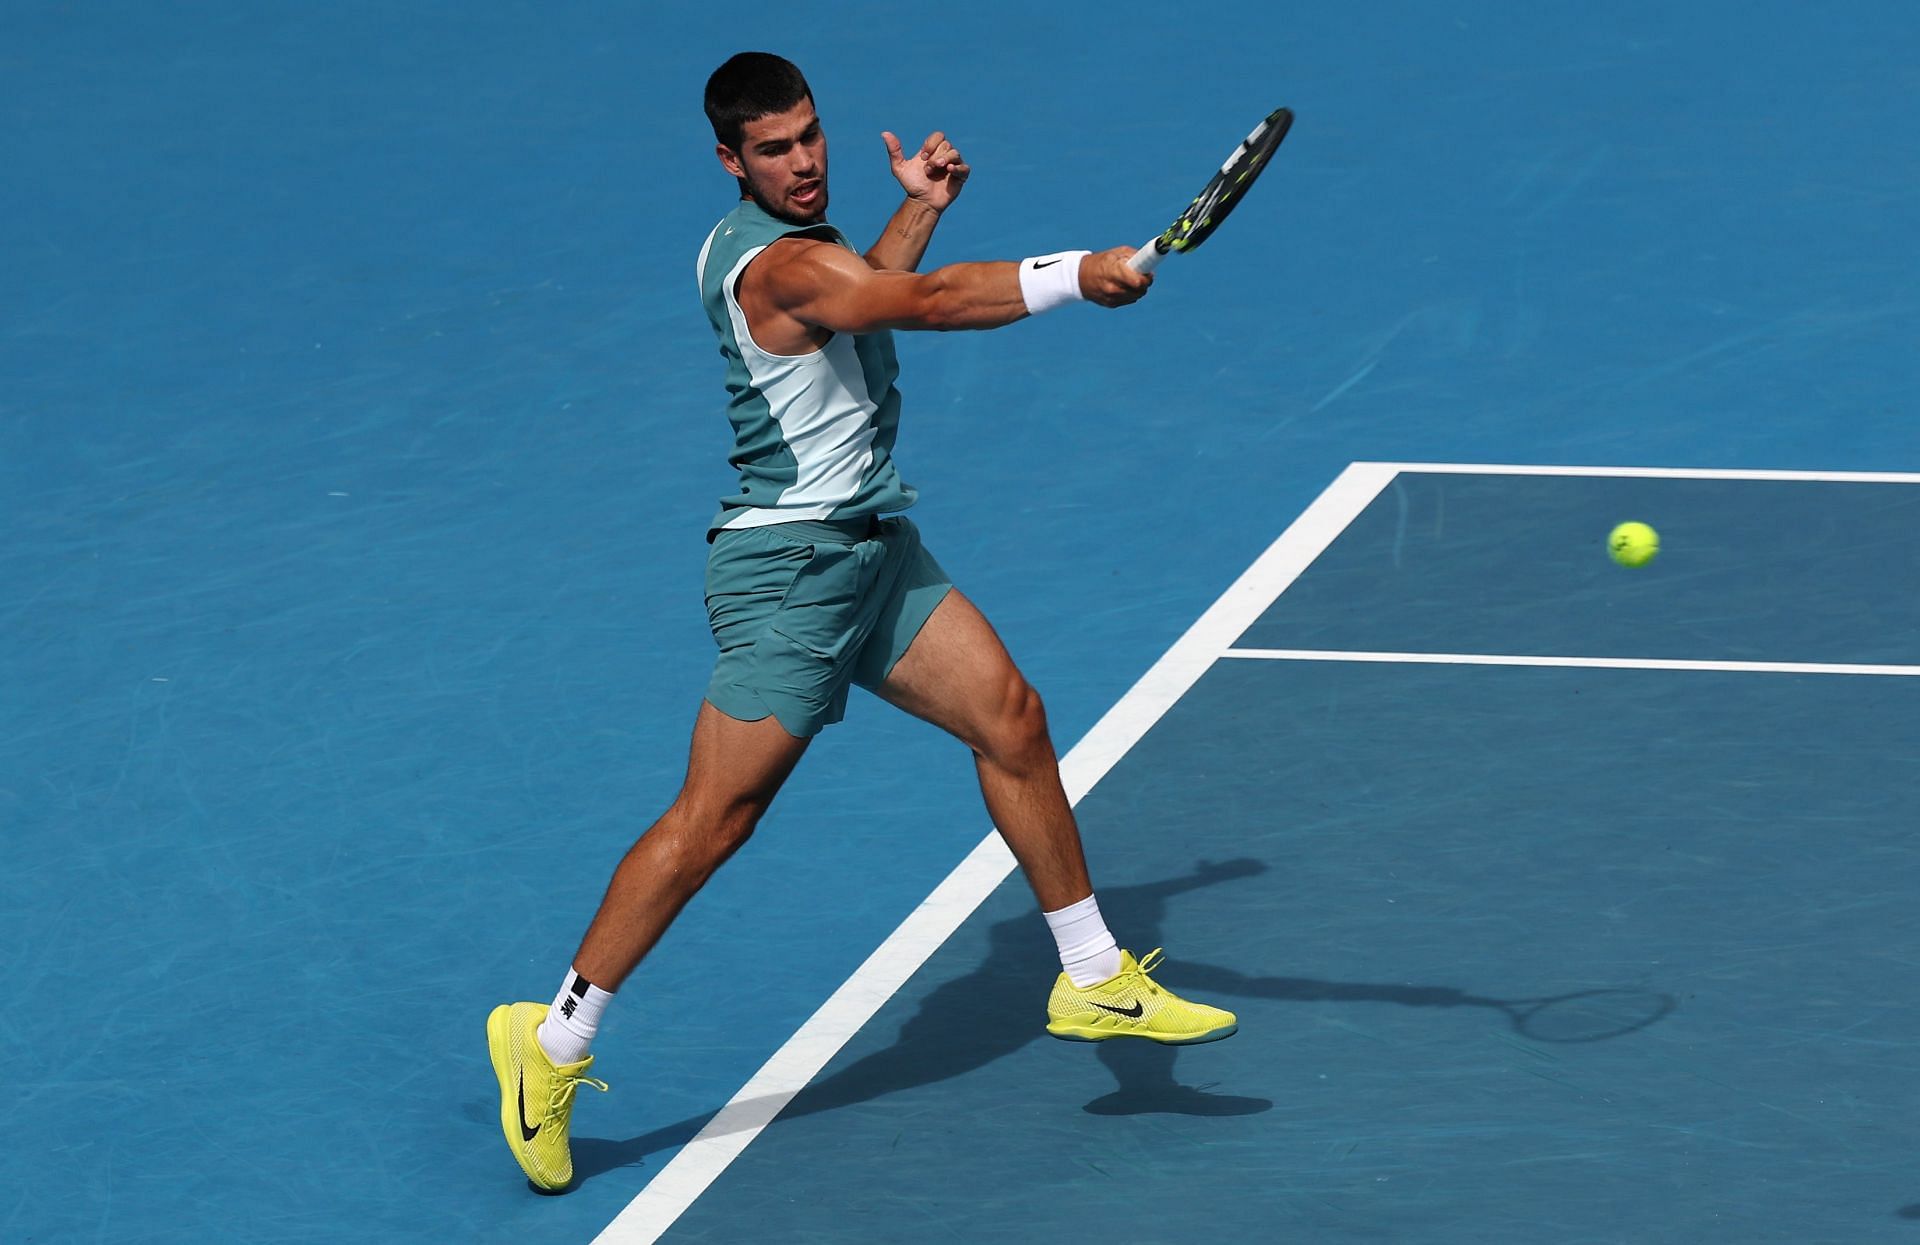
[864, 130, 969, 272]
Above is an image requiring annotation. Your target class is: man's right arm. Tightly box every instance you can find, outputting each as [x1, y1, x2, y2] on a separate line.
[760, 239, 1152, 335]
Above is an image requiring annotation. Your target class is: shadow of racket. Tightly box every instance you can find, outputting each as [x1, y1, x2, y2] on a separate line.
[1464, 987, 1676, 1043]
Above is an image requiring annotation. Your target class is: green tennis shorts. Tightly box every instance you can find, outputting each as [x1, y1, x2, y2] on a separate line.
[704, 515, 953, 737]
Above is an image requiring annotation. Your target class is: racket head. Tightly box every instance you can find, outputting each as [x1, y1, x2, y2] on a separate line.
[1154, 106, 1292, 256]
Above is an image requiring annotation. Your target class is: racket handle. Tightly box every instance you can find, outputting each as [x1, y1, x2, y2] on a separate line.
[1127, 240, 1168, 275]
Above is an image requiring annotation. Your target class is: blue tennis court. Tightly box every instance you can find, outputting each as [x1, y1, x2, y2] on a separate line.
[641, 463, 1920, 1242]
[6, 2, 1919, 1242]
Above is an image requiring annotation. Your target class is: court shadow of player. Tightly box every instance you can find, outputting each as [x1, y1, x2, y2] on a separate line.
[571, 857, 1274, 1181]
[1160, 964, 1677, 1045]
[1082, 1039, 1272, 1116]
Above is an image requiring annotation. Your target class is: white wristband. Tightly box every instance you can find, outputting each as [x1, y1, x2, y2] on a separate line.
[1018, 250, 1089, 315]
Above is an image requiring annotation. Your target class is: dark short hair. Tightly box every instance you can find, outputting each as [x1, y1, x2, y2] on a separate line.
[704, 52, 813, 151]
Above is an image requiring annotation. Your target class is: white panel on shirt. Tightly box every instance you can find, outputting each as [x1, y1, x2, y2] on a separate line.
[715, 245, 879, 529]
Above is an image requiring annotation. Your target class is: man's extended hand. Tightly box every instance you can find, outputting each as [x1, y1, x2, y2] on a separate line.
[1078, 248, 1154, 307]
[882, 130, 970, 213]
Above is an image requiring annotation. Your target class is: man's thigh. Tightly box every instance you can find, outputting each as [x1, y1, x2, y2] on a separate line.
[682, 698, 812, 812]
[870, 588, 1027, 748]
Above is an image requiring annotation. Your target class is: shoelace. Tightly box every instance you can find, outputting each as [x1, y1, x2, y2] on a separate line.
[545, 1070, 610, 1125]
[1134, 947, 1167, 984]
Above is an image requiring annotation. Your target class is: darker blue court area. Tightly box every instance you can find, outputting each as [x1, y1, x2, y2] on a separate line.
[5, 1, 1919, 1242]
[1242, 472, 1920, 664]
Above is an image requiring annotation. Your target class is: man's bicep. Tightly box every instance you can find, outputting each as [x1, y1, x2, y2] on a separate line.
[769, 243, 927, 334]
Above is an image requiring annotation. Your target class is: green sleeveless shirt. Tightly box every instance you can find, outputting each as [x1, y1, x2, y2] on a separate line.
[696, 199, 917, 535]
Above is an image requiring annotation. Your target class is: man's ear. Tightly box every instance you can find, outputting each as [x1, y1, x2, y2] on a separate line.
[716, 143, 745, 180]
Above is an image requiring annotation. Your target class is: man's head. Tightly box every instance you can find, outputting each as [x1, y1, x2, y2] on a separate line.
[706, 52, 828, 225]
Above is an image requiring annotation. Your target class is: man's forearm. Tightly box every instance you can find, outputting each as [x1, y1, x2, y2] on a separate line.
[864, 198, 943, 272]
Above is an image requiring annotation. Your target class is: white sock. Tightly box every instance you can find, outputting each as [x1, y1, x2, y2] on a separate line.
[1044, 894, 1122, 988]
[536, 968, 613, 1065]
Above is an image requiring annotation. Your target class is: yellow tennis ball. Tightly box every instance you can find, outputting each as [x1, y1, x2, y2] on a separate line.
[1608, 521, 1659, 567]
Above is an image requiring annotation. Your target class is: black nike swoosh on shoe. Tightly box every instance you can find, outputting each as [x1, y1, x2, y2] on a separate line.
[518, 1070, 541, 1141]
[1091, 1000, 1145, 1018]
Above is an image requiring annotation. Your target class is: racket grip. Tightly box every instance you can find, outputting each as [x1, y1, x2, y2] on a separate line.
[1126, 240, 1167, 275]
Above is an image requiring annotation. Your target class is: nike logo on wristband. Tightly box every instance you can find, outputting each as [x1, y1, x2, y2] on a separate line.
[1033, 258, 1062, 268]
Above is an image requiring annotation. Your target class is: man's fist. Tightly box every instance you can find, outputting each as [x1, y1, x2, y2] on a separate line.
[1078, 247, 1154, 307]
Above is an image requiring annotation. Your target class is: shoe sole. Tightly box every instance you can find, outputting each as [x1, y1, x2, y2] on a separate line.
[1046, 1021, 1238, 1045]
[487, 1005, 570, 1192]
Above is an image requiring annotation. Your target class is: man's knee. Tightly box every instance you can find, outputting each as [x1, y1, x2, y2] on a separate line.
[981, 673, 1054, 767]
[665, 789, 772, 859]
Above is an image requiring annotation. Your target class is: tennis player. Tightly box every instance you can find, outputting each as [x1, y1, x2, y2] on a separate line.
[487, 51, 1236, 1192]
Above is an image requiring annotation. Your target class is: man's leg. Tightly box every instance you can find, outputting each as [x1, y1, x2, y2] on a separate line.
[487, 700, 809, 1190]
[571, 700, 812, 990]
[876, 589, 1236, 1045]
[873, 589, 1090, 912]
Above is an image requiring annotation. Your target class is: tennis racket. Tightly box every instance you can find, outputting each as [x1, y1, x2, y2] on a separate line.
[1127, 106, 1292, 274]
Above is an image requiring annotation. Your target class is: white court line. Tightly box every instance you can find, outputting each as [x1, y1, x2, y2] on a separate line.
[590, 461, 1402, 1244]
[1366, 461, 1920, 484]
[1224, 649, 1920, 678]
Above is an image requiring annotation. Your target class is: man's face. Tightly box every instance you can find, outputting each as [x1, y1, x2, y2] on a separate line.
[719, 99, 829, 224]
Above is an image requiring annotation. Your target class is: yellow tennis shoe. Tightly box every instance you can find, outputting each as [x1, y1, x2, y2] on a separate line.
[486, 1001, 608, 1191]
[1046, 948, 1237, 1044]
